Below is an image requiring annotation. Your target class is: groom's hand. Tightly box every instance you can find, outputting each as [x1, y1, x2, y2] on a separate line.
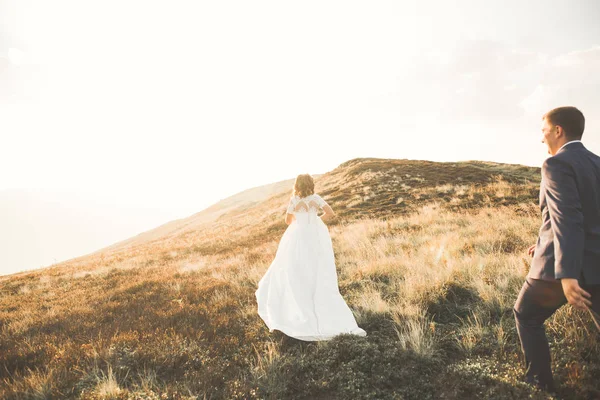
[527, 244, 536, 257]
[561, 278, 592, 310]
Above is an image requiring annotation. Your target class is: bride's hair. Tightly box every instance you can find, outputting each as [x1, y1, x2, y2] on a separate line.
[293, 174, 315, 198]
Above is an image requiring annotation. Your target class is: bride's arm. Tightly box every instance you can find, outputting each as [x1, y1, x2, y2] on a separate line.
[285, 213, 295, 225]
[319, 205, 335, 222]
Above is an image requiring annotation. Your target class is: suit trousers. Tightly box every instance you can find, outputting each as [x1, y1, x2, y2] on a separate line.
[513, 277, 600, 390]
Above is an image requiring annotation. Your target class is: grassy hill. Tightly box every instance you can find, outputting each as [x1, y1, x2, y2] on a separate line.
[1, 158, 599, 399]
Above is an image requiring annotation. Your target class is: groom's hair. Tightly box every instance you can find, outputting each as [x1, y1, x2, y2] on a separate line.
[543, 106, 585, 140]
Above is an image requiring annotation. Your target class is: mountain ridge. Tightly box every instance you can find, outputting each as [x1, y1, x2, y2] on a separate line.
[3, 158, 541, 279]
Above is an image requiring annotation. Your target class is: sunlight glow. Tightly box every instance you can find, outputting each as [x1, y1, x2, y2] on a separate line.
[1, 0, 600, 275]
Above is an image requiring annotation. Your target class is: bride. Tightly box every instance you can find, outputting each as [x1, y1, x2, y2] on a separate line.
[255, 174, 366, 341]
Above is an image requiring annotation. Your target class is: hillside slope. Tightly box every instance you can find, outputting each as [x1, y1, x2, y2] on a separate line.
[0, 189, 174, 277]
[2, 158, 598, 400]
[90, 157, 541, 270]
[97, 176, 302, 253]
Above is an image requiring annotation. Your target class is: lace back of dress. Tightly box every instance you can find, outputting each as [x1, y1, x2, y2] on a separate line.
[293, 198, 321, 214]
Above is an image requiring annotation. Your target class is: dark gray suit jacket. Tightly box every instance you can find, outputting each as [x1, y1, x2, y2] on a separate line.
[529, 141, 600, 284]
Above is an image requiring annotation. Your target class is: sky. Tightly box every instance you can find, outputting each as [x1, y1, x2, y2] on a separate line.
[1, 0, 600, 274]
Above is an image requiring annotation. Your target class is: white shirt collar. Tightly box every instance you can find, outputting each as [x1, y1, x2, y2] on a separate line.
[558, 140, 582, 153]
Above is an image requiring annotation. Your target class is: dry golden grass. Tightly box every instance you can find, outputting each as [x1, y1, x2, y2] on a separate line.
[1, 158, 598, 399]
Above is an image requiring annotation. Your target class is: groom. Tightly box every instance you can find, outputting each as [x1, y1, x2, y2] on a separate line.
[514, 106, 600, 391]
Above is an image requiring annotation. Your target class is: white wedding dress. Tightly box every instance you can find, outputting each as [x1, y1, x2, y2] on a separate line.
[255, 193, 366, 341]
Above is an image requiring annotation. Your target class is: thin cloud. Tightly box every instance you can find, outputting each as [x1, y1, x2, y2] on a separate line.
[520, 46, 600, 116]
[391, 40, 543, 124]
